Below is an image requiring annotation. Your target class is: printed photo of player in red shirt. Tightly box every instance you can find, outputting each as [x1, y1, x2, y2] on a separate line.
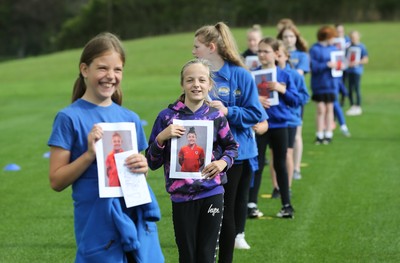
[105, 131, 124, 186]
[178, 127, 205, 172]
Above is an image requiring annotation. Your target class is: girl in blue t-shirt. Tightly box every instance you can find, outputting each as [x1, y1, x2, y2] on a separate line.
[345, 30, 369, 116]
[48, 33, 163, 263]
[249, 37, 300, 219]
[277, 24, 310, 76]
[277, 24, 310, 180]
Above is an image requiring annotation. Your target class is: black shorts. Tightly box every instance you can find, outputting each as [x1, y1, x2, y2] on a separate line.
[287, 127, 297, 148]
[312, 93, 336, 103]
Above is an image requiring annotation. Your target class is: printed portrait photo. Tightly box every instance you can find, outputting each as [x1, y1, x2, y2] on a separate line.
[331, 50, 346, 77]
[170, 120, 213, 179]
[251, 68, 279, 106]
[245, 55, 262, 71]
[347, 46, 361, 64]
[95, 122, 138, 197]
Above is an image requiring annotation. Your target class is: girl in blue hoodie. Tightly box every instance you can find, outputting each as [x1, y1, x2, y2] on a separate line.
[48, 33, 163, 263]
[249, 37, 300, 219]
[146, 58, 238, 263]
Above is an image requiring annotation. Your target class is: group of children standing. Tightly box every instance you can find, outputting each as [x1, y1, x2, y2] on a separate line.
[237, 19, 369, 250]
[47, 19, 368, 263]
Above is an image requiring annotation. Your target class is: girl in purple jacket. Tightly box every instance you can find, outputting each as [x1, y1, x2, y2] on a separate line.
[146, 58, 238, 263]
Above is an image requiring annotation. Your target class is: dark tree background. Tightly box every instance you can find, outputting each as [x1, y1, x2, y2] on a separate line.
[1, 0, 399, 60]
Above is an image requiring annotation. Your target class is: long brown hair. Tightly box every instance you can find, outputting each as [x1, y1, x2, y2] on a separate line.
[72, 32, 126, 105]
[195, 22, 246, 68]
[277, 25, 309, 52]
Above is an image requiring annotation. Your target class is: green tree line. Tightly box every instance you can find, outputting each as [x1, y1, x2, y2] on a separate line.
[1, 0, 399, 60]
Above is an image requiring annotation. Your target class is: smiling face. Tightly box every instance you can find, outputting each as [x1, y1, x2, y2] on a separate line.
[187, 132, 197, 146]
[181, 62, 212, 105]
[80, 51, 123, 105]
[112, 134, 122, 150]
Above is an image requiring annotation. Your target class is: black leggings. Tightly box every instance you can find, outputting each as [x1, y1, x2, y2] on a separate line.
[218, 161, 251, 263]
[173, 194, 224, 263]
[249, 128, 291, 206]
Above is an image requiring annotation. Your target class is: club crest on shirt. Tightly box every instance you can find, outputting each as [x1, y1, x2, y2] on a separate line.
[289, 58, 299, 66]
[234, 89, 241, 97]
[217, 86, 230, 96]
[195, 151, 198, 155]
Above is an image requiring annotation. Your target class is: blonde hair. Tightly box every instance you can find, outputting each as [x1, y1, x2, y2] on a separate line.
[247, 24, 263, 36]
[195, 22, 246, 68]
[178, 58, 216, 103]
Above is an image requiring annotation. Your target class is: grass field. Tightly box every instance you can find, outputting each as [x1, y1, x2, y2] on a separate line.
[0, 22, 399, 262]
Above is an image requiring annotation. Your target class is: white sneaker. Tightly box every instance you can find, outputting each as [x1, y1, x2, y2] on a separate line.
[234, 233, 251, 249]
[340, 125, 351, 137]
[346, 106, 357, 116]
[355, 106, 362, 115]
[346, 106, 362, 116]
[293, 170, 302, 180]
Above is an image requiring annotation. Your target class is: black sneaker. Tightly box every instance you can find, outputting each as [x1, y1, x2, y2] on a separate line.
[271, 188, 280, 199]
[276, 205, 294, 219]
[314, 137, 324, 145]
[323, 137, 332, 145]
[248, 206, 264, 219]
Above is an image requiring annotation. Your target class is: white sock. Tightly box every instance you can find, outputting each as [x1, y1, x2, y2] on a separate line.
[247, 202, 257, 208]
[324, 131, 333, 138]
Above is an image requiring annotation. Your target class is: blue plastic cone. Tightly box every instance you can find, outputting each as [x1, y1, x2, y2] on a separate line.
[4, 163, 21, 171]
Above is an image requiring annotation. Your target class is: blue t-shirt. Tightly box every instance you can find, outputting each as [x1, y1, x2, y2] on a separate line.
[252, 66, 299, 129]
[48, 99, 161, 262]
[283, 64, 310, 127]
[345, 43, 368, 75]
[289, 50, 310, 74]
[48, 99, 147, 197]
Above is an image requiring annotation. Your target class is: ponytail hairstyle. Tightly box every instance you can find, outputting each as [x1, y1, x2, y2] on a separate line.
[72, 32, 126, 105]
[195, 22, 246, 68]
[178, 58, 216, 103]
